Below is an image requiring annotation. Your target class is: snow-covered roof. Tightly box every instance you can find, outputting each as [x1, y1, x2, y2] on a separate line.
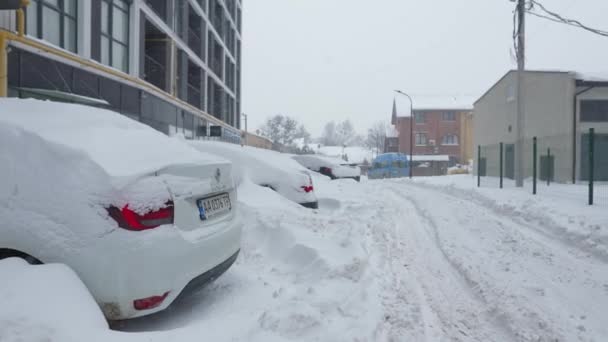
[412, 155, 450, 162]
[575, 72, 608, 83]
[394, 95, 474, 117]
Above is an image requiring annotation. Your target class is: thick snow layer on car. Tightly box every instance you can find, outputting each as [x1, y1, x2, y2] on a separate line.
[315, 146, 373, 164]
[189, 141, 316, 205]
[292, 155, 361, 178]
[0, 98, 225, 178]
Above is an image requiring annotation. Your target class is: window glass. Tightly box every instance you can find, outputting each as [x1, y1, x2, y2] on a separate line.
[64, 18, 76, 53]
[26, 2, 38, 36]
[112, 42, 128, 71]
[581, 100, 608, 122]
[114, 0, 128, 10]
[101, 36, 110, 65]
[415, 133, 427, 145]
[101, 2, 109, 34]
[44, 0, 59, 7]
[442, 111, 456, 121]
[42, 6, 61, 46]
[415, 112, 425, 123]
[113, 8, 129, 43]
[64, 0, 76, 16]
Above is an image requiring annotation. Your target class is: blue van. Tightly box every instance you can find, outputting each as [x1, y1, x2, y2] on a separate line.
[368, 153, 410, 179]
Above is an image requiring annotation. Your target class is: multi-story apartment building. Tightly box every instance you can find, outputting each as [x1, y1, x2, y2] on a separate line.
[0, 0, 242, 141]
[391, 97, 473, 165]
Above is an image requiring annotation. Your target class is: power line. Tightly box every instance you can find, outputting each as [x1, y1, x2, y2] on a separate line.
[526, 0, 608, 37]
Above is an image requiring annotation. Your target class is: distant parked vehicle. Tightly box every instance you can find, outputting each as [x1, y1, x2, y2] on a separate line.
[0, 99, 242, 320]
[368, 153, 410, 179]
[189, 141, 319, 209]
[292, 155, 361, 182]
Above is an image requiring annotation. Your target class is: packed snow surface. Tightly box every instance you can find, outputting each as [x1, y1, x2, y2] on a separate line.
[2, 169, 607, 341]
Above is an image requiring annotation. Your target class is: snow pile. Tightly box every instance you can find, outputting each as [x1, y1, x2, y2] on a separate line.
[0, 98, 224, 178]
[0, 259, 108, 342]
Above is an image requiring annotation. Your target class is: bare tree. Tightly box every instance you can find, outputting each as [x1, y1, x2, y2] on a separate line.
[259, 114, 310, 148]
[366, 121, 390, 155]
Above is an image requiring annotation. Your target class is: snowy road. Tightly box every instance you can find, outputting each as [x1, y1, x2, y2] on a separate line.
[107, 176, 608, 342]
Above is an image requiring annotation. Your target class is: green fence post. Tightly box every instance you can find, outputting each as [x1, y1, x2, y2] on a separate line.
[547, 148, 551, 186]
[533, 137, 537, 195]
[499, 142, 504, 189]
[477, 145, 481, 188]
[589, 128, 595, 206]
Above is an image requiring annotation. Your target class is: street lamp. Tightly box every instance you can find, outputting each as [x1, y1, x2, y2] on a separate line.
[394, 90, 414, 179]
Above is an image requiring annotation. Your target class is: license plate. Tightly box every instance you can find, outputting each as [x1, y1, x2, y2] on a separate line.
[197, 193, 231, 221]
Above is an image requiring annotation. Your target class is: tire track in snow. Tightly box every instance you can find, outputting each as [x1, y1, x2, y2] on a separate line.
[388, 181, 608, 341]
[362, 183, 514, 341]
[405, 180, 608, 263]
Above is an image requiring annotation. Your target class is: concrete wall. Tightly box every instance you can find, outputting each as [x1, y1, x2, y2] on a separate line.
[474, 71, 576, 182]
[244, 132, 273, 150]
[460, 112, 474, 164]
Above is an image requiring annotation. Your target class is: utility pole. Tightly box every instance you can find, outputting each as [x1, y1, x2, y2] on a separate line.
[515, 0, 526, 187]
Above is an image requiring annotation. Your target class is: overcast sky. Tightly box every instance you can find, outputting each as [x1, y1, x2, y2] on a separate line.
[241, 0, 608, 137]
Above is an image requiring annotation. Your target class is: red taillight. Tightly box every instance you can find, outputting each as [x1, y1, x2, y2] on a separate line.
[133, 291, 170, 311]
[107, 202, 174, 231]
[301, 185, 314, 193]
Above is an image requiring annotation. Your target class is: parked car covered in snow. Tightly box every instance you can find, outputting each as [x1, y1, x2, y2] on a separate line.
[189, 141, 319, 209]
[292, 155, 361, 182]
[0, 99, 242, 320]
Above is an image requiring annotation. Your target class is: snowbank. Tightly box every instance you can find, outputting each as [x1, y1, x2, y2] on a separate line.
[0, 98, 224, 178]
[0, 259, 108, 342]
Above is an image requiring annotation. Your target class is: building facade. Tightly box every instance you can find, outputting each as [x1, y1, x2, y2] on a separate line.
[474, 70, 608, 182]
[0, 0, 242, 141]
[391, 100, 473, 165]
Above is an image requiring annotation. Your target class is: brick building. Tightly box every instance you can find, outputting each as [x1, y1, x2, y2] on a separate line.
[391, 97, 474, 165]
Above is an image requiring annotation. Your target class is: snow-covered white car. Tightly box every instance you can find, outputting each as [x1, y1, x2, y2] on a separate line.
[189, 141, 318, 209]
[0, 99, 242, 320]
[292, 155, 361, 182]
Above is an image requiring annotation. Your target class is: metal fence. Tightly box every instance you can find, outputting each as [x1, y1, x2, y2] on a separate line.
[477, 128, 607, 206]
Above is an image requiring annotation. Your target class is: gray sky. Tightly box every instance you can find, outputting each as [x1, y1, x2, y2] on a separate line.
[241, 0, 608, 137]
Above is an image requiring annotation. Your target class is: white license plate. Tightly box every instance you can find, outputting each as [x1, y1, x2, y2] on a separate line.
[197, 193, 231, 220]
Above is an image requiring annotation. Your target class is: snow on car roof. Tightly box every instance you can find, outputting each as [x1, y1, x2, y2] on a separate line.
[0, 98, 225, 178]
[190, 140, 309, 174]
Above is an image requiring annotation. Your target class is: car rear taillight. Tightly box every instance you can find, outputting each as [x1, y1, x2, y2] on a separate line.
[107, 202, 174, 231]
[301, 185, 314, 193]
[133, 291, 170, 311]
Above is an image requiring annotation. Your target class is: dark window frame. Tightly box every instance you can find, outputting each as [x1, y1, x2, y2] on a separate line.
[581, 100, 608, 122]
[100, 0, 130, 72]
[442, 111, 456, 121]
[28, 0, 78, 52]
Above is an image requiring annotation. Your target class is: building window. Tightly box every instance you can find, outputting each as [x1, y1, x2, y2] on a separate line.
[415, 133, 428, 146]
[101, 0, 130, 72]
[415, 112, 425, 124]
[442, 111, 456, 121]
[27, 0, 77, 53]
[581, 100, 608, 122]
[442, 134, 459, 145]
